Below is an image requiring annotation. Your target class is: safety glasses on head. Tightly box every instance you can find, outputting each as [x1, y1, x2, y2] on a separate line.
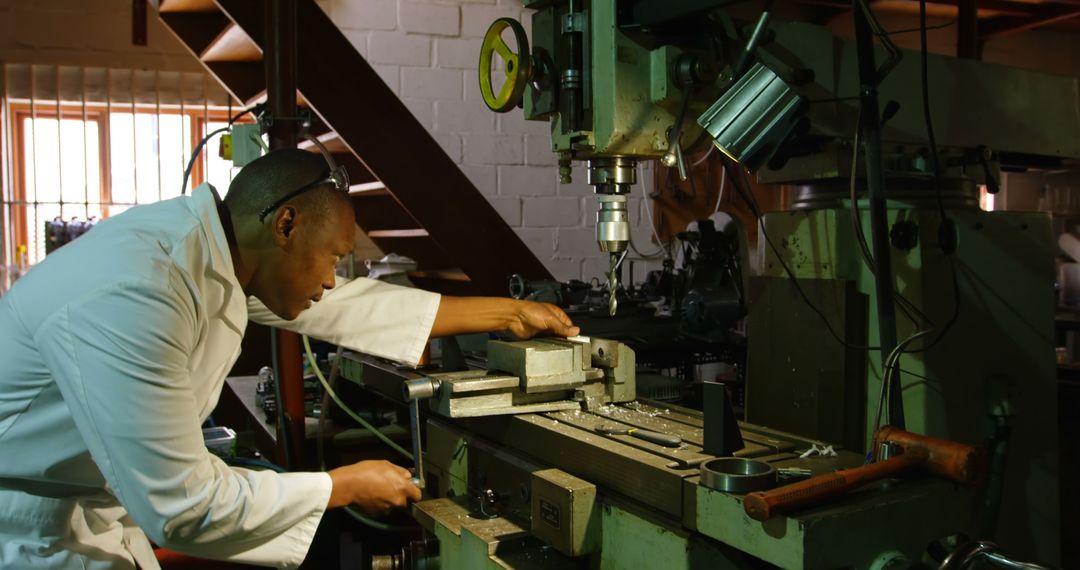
[257, 134, 351, 222]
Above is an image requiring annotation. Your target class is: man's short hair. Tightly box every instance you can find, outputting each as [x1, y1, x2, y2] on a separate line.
[224, 148, 350, 220]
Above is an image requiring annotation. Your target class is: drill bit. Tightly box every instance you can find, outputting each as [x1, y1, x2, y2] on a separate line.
[608, 252, 619, 316]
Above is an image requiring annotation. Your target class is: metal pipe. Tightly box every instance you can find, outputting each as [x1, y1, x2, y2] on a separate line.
[266, 0, 298, 150]
[853, 1, 903, 429]
[265, 0, 304, 469]
[957, 0, 980, 60]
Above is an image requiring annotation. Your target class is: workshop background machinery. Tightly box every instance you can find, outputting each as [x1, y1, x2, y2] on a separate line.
[472, 0, 1075, 565]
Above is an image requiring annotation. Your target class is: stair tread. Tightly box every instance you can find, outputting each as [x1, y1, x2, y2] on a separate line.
[348, 182, 388, 195]
[298, 131, 348, 154]
[159, 0, 218, 13]
[406, 269, 471, 282]
[368, 229, 429, 238]
[201, 23, 262, 63]
[159, 12, 231, 56]
[244, 88, 309, 109]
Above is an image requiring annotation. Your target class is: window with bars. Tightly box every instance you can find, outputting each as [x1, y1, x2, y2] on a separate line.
[1, 64, 240, 272]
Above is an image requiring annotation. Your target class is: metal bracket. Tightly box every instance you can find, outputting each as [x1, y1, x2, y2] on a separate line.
[561, 12, 585, 34]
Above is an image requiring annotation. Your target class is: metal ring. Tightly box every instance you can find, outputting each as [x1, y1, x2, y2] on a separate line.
[700, 458, 777, 494]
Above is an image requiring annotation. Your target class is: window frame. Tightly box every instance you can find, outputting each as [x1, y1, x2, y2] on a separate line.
[6, 102, 238, 263]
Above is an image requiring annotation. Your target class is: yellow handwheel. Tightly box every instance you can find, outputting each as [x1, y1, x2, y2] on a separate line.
[479, 18, 532, 113]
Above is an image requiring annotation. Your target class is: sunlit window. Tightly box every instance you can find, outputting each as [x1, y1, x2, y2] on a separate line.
[11, 107, 240, 264]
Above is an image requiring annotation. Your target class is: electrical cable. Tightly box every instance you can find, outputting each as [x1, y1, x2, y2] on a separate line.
[180, 105, 260, 196]
[872, 328, 934, 432]
[887, 19, 955, 36]
[713, 161, 727, 214]
[308, 340, 416, 533]
[847, 108, 934, 328]
[224, 456, 286, 473]
[856, 0, 902, 81]
[634, 162, 674, 260]
[907, 0, 962, 354]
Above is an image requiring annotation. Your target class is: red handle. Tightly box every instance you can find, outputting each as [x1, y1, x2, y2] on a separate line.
[743, 452, 925, 521]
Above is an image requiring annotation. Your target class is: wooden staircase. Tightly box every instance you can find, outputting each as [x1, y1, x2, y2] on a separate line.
[157, 0, 552, 296]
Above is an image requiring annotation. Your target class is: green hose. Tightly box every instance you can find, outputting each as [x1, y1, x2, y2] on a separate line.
[302, 335, 416, 533]
[301, 335, 412, 460]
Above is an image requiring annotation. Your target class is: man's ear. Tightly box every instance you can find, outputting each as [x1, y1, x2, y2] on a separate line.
[272, 205, 298, 247]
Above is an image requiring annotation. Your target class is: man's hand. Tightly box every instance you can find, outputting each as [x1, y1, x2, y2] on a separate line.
[431, 297, 581, 339]
[508, 300, 580, 339]
[327, 460, 421, 514]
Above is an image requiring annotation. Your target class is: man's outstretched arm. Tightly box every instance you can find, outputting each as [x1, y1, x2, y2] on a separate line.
[431, 296, 580, 339]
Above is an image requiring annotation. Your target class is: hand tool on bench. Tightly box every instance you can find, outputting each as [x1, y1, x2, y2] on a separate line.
[742, 427, 985, 521]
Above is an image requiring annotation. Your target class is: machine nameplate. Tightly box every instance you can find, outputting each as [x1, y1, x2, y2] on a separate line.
[539, 499, 560, 529]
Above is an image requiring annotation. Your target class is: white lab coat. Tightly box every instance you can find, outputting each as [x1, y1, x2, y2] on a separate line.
[0, 184, 441, 569]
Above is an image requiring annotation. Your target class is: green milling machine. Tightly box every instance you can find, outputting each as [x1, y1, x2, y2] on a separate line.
[343, 2, 1078, 568]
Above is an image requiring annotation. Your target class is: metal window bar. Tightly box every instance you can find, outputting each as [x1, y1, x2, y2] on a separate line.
[106, 67, 112, 219]
[2, 64, 240, 267]
[82, 67, 90, 221]
[131, 70, 137, 206]
[1, 62, 8, 271]
[55, 66, 62, 221]
[202, 75, 209, 192]
[155, 70, 162, 204]
[29, 67, 38, 262]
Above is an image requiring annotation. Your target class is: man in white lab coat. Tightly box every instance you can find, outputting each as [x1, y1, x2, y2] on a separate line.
[0, 149, 579, 569]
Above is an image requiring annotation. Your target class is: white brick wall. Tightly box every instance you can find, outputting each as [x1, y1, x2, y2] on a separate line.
[324, 0, 662, 283]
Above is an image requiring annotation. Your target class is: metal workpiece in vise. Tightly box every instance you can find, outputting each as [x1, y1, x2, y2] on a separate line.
[407, 337, 635, 419]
